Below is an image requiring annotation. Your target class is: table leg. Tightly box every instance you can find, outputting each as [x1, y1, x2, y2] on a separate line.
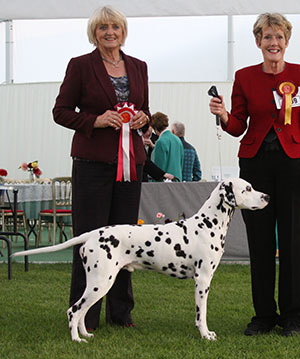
[0, 235, 12, 280]
[26, 219, 37, 240]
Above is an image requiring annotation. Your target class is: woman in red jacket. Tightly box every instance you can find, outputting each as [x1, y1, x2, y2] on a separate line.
[210, 13, 300, 337]
[53, 6, 150, 330]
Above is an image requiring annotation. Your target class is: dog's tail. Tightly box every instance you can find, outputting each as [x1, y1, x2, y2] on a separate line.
[11, 231, 91, 257]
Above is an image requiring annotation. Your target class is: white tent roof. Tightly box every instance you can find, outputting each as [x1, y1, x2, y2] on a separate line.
[2, 0, 300, 20]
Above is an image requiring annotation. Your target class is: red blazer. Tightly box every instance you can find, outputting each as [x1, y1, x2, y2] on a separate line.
[53, 48, 150, 164]
[224, 62, 300, 158]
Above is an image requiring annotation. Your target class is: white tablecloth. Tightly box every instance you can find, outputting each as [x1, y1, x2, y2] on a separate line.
[2, 183, 53, 202]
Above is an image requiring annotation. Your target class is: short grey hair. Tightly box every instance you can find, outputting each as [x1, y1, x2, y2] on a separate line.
[87, 6, 128, 47]
[171, 122, 185, 137]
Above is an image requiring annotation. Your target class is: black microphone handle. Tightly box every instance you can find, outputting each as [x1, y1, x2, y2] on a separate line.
[216, 115, 220, 126]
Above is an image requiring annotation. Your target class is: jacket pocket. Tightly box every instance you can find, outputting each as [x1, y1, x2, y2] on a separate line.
[291, 134, 300, 144]
[240, 134, 255, 145]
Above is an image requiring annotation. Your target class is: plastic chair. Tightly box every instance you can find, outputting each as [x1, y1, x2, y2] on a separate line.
[37, 177, 72, 246]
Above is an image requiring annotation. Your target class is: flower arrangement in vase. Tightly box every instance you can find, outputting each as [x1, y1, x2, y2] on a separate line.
[19, 161, 42, 182]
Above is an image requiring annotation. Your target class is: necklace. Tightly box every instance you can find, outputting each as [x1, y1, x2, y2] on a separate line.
[102, 55, 122, 68]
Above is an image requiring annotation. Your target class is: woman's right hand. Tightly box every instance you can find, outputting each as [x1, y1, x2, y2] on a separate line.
[94, 110, 123, 129]
[209, 95, 229, 125]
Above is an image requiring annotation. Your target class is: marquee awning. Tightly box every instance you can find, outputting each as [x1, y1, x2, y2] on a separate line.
[1, 0, 300, 20]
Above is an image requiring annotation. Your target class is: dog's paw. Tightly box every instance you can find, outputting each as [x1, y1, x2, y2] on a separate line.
[82, 333, 94, 339]
[73, 337, 88, 343]
[202, 331, 217, 341]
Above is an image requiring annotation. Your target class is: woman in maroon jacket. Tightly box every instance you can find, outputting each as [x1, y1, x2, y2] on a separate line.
[53, 6, 150, 330]
[210, 13, 300, 337]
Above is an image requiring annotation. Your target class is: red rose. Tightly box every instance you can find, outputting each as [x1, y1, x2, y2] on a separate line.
[0, 169, 8, 176]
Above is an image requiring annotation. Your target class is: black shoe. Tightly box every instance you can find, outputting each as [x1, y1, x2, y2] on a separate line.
[244, 319, 275, 336]
[282, 320, 300, 337]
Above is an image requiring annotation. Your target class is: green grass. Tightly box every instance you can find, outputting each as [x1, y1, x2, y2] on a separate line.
[0, 263, 298, 359]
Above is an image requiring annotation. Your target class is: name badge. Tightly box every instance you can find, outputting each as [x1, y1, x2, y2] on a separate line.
[273, 87, 300, 109]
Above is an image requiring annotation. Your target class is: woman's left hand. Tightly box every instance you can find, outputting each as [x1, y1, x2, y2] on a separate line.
[130, 111, 150, 130]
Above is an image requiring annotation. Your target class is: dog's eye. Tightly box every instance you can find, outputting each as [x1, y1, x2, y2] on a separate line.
[246, 186, 252, 192]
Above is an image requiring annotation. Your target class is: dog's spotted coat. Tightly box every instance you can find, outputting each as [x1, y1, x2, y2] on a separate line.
[13, 178, 269, 342]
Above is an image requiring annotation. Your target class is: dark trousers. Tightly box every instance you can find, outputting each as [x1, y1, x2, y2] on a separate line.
[239, 144, 300, 324]
[69, 159, 143, 328]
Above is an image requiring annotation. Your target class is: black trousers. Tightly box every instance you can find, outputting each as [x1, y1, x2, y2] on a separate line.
[69, 159, 143, 328]
[239, 144, 300, 325]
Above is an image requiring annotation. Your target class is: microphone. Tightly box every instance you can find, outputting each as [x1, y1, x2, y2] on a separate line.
[208, 85, 222, 126]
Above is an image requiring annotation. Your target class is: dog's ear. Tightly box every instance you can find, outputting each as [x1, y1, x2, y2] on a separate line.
[219, 181, 236, 207]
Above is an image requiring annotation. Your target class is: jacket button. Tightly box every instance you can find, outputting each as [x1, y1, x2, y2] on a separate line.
[277, 128, 282, 132]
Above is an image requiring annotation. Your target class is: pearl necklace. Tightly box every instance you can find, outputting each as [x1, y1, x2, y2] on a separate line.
[102, 55, 122, 68]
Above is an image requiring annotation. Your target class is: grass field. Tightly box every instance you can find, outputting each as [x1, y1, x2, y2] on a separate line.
[0, 262, 299, 359]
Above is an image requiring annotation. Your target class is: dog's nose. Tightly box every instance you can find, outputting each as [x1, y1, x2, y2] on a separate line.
[262, 194, 270, 202]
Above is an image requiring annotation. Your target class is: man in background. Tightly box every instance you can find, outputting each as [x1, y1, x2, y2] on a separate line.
[171, 122, 202, 182]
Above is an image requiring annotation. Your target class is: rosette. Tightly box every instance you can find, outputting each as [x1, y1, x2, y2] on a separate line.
[277, 81, 298, 125]
[114, 102, 138, 182]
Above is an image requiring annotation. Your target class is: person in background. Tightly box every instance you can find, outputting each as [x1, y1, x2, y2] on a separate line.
[53, 5, 151, 330]
[171, 122, 202, 182]
[151, 112, 184, 181]
[209, 13, 300, 337]
[142, 126, 174, 182]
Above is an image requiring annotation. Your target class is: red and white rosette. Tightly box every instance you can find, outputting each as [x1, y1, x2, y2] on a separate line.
[114, 102, 138, 182]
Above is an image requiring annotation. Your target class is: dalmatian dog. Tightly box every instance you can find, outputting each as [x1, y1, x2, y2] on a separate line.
[13, 178, 269, 343]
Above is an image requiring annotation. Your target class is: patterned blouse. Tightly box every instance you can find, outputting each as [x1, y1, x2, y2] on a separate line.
[110, 75, 130, 103]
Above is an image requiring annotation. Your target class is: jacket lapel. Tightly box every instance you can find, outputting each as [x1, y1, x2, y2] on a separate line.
[122, 51, 139, 106]
[91, 48, 118, 108]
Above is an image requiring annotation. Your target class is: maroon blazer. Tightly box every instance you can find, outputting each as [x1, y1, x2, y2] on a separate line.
[224, 62, 300, 158]
[53, 48, 150, 164]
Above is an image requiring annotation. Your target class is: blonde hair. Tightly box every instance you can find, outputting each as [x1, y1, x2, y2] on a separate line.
[253, 13, 292, 44]
[87, 6, 128, 47]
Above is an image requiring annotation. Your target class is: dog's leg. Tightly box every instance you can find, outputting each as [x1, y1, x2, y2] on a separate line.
[67, 287, 108, 342]
[78, 316, 94, 339]
[194, 268, 216, 341]
[67, 267, 119, 342]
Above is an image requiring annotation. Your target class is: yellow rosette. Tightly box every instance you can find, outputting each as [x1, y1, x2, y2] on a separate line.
[277, 81, 297, 125]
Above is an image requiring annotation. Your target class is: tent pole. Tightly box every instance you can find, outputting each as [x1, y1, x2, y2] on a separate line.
[5, 20, 14, 84]
[227, 15, 234, 82]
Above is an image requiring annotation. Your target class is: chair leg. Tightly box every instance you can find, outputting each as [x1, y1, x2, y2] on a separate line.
[47, 223, 51, 243]
[52, 217, 56, 246]
[2, 216, 7, 248]
[22, 213, 28, 237]
[37, 215, 42, 247]
[59, 221, 64, 243]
